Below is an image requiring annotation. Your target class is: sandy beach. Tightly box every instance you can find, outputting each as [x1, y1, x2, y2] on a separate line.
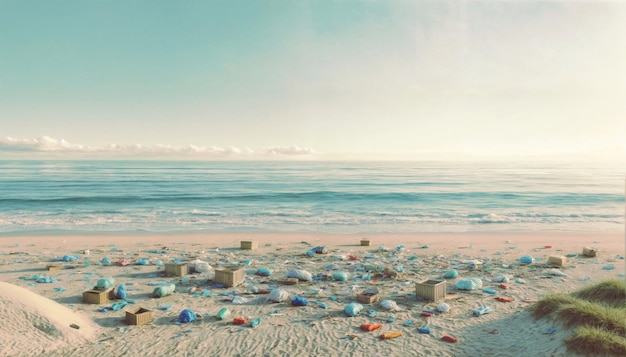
[1, 232, 624, 357]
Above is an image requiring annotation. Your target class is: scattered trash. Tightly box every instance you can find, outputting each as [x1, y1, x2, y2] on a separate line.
[344, 302, 363, 317]
[380, 331, 402, 340]
[178, 309, 198, 323]
[360, 323, 382, 331]
[473, 306, 491, 317]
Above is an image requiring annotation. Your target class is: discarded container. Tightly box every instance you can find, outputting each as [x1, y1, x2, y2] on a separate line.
[233, 317, 247, 325]
[216, 307, 231, 320]
[380, 331, 402, 339]
[357, 288, 380, 304]
[165, 262, 188, 277]
[582, 247, 597, 257]
[360, 239, 370, 246]
[548, 255, 567, 267]
[241, 241, 258, 250]
[360, 323, 382, 331]
[416, 279, 446, 301]
[125, 307, 153, 325]
[83, 288, 115, 304]
[442, 334, 458, 343]
[214, 266, 245, 287]
[418, 327, 431, 334]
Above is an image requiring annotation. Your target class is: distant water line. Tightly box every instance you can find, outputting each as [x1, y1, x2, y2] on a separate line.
[0, 160, 623, 235]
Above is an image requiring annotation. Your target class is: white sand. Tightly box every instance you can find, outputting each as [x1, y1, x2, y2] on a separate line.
[0, 232, 624, 356]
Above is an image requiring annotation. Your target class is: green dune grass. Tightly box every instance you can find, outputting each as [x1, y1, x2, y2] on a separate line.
[530, 279, 626, 356]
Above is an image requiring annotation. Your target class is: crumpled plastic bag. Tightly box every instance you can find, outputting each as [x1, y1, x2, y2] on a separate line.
[231, 296, 248, 304]
[492, 275, 509, 283]
[256, 267, 271, 276]
[268, 289, 289, 303]
[285, 269, 312, 282]
[153, 283, 176, 298]
[292, 296, 308, 306]
[519, 256, 535, 264]
[437, 302, 450, 313]
[179, 309, 197, 323]
[443, 270, 459, 279]
[455, 277, 483, 290]
[190, 259, 212, 273]
[381, 299, 400, 311]
[116, 284, 127, 300]
[97, 277, 115, 289]
[344, 302, 363, 317]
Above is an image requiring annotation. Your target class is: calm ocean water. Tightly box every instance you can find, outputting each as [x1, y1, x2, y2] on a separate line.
[0, 160, 623, 235]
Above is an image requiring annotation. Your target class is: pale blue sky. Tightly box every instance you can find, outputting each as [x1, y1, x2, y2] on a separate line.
[1, 0, 625, 160]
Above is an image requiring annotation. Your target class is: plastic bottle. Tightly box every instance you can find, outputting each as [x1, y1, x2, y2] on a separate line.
[249, 317, 262, 328]
[380, 331, 402, 339]
[216, 307, 230, 320]
[360, 323, 382, 331]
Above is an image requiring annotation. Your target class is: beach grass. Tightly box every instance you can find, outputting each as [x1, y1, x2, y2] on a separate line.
[530, 279, 626, 356]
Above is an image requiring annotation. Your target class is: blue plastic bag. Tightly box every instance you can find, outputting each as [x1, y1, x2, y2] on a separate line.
[116, 284, 127, 300]
[292, 296, 308, 306]
[344, 302, 363, 317]
[179, 309, 197, 323]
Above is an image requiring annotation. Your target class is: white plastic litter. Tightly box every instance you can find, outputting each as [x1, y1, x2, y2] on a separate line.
[380, 299, 400, 311]
[285, 269, 313, 282]
[268, 289, 289, 303]
[437, 302, 450, 313]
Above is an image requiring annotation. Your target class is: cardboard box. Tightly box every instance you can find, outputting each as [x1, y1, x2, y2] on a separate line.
[214, 266, 245, 287]
[582, 247, 597, 257]
[548, 255, 567, 267]
[125, 307, 153, 325]
[164, 262, 188, 277]
[241, 241, 259, 250]
[83, 288, 115, 304]
[415, 280, 446, 301]
[357, 289, 380, 304]
[360, 239, 370, 246]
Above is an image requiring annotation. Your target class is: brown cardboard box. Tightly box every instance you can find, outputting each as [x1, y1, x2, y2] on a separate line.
[241, 241, 259, 250]
[83, 288, 114, 304]
[214, 266, 245, 287]
[125, 307, 153, 325]
[164, 262, 188, 277]
[357, 289, 380, 304]
[548, 255, 567, 267]
[416, 280, 446, 301]
[582, 247, 597, 257]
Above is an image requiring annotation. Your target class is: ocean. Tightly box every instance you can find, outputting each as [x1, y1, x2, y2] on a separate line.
[0, 160, 623, 235]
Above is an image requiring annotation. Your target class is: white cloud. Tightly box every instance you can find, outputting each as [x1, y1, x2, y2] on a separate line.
[0, 136, 318, 158]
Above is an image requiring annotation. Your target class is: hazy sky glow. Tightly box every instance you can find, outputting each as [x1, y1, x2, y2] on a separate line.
[1, 0, 625, 161]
